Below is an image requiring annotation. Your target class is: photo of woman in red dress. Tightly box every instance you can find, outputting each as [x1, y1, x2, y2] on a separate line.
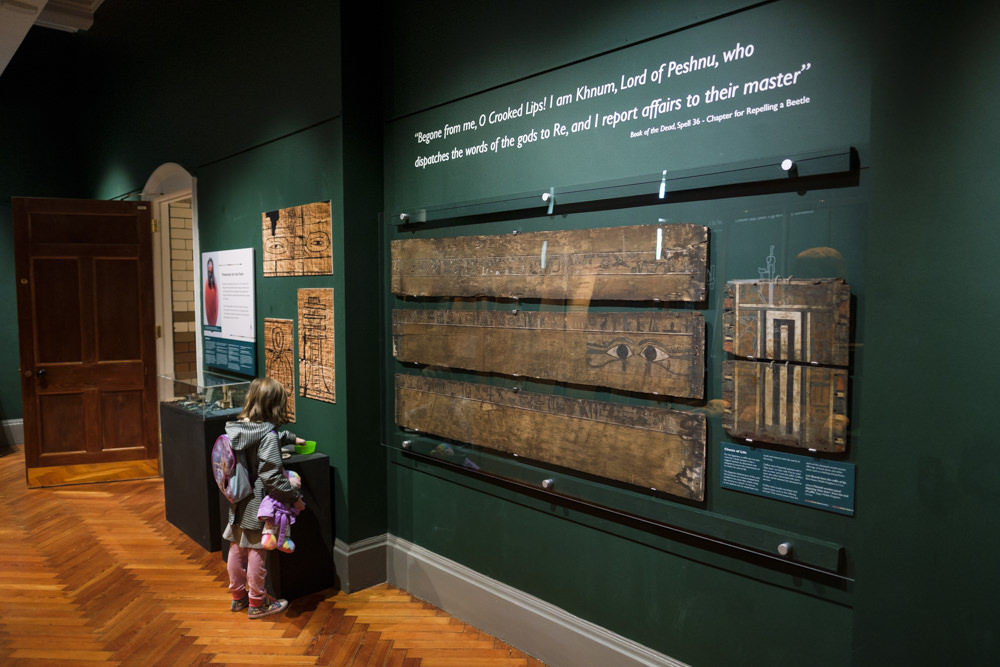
[205, 257, 219, 326]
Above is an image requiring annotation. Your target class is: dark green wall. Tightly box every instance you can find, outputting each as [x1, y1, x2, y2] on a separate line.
[382, 0, 999, 665]
[340, 0, 388, 541]
[854, 3, 1000, 665]
[386, 0, 763, 120]
[76, 0, 342, 199]
[0, 27, 86, 419]
[383, 0, 865, 663]
[194, 119, 356, 539]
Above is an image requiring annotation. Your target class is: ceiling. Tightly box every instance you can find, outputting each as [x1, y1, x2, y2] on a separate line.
[0, 0, 104, 78]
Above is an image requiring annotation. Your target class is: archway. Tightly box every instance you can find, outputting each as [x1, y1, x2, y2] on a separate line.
[142, 163, 201, 386]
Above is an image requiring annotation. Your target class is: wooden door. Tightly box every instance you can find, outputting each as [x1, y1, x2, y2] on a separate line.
[13, 197, 160, 487]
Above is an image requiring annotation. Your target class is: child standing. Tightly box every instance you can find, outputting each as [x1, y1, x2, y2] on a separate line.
[222, 377, 306, 619]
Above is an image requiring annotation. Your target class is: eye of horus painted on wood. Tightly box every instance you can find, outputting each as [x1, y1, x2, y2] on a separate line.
[262, 200, 333, 277]
[391, 224, 708, 302]
[393, 309, 705, 399]
[395, 374, 706, 501]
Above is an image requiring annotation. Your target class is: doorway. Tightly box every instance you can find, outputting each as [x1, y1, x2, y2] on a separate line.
[145, 163, 201, 388]
[13, 197, 161, 486]
[12, 164, 201, 487]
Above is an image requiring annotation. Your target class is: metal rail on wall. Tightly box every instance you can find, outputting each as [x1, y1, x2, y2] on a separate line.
[385, 435, 850, 584]
[392, 145, 859, 228]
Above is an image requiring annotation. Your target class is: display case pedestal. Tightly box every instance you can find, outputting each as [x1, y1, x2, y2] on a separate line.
[220, 452, 336, 600]
[160, 403, 230, 551]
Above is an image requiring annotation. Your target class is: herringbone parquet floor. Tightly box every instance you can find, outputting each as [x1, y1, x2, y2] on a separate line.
[0, 447, 546, 666]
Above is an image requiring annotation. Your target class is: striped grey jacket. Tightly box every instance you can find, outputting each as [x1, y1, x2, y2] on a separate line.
[223, 420, 300, 531]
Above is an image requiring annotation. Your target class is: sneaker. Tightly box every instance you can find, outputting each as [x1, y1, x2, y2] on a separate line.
[248, 596, 288, 619]
[230, 596, 249, 612]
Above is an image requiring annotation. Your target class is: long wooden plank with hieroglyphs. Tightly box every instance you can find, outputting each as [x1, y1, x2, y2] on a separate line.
[393, 308, 705, 398]
[391, 224, 708, 302]
[395, 374, 706, 500]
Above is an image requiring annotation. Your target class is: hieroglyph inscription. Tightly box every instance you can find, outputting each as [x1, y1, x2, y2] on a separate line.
[395, 374, 706, 500]
[391, 224, 708, 302]
[263, 201, 333, 277]
[721, 360, 848, 452]
[297, 289, 336, 403]
[721, 278, 851, 451]
[393, 309, 705, 398]
[264, 318, 296, 421]
[722, 278, 850, 366]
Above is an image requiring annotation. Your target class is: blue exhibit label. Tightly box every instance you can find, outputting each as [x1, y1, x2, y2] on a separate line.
[204, 337, 256, 377]
[720, 442, 855, 515]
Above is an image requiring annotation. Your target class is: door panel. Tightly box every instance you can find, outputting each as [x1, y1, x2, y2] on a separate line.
[100, 390, 146, 448]
[38, 394, 86, 454]
[95, 258, 142, 360]
[33, 258, 84, 363]
[14, 197, 160, 486]
[30, 212, 140, 244]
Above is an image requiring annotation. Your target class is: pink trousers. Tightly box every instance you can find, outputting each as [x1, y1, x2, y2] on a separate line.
[227, 542, 268, 605]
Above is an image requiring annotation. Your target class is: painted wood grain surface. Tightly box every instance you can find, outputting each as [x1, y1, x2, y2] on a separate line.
[391, 224, 708, 302]
[395, 374, 706, 500]
[298, 288, 336, 403]
[721, 360, 848, 452]
[393, 309, 705, 398]
[722, 278, 851, 366]
[264, 317, 296, 421]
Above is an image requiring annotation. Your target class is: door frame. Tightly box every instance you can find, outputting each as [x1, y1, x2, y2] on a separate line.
[143, 163, 201, 388]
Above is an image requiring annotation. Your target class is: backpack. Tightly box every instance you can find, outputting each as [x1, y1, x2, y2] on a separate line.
[211, 433, 253, 504]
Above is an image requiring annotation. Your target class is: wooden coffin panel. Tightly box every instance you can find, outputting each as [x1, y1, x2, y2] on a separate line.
[722, 279, 850, 367]
[721, 360, 848, 452]
[391, 224, 708, 302]
[264, 318, 296, 421]
[298, 288, 336, 404]
[395, 374, 706, 501]
[393, 309, 705, 399]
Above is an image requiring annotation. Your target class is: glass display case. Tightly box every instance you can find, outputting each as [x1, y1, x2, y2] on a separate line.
[158, 372, 251, 419]
[158, 371, 251, 551]
[383, 163, 866, 581]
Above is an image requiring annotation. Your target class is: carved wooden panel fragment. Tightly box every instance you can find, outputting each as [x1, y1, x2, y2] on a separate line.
[262, 201, 333, 277]
[393, 309, 704, 398]
[395, 374, 706, 500]
[721, 360, 848, 452]
[391, 224, 708, 302]
[297, 288, 336, 403]
[264, 318, 296, 421]
[722, 279, 850, 366]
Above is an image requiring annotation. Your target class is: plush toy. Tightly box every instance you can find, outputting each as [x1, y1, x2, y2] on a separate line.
[258, 470, 301, 552]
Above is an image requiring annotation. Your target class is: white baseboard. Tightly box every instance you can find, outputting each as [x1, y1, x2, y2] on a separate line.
[386, 535, 687, 667]
[334, 533, 387, 593]
[2, 419, 23, 446]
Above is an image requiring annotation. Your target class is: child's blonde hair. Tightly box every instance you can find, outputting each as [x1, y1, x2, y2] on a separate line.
[239, 377, 289, 424]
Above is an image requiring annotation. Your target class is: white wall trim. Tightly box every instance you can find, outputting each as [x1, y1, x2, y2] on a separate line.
[334, 533, 388, 593]
[386, 535, 688, 667]
[2, 419, 23, 446]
